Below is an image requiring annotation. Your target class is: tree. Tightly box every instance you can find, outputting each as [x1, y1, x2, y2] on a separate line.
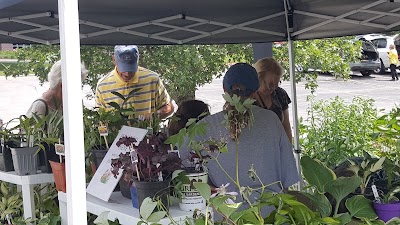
[4, 36, 361, 100]
[274, 37, 361, 92]
[139, 45, 228, 104]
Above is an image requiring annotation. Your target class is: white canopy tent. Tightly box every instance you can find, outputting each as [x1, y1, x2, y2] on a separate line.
[2, 0, 400, 223]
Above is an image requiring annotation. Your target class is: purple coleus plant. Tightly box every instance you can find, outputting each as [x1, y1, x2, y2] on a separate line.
[111, 133, 182, 183]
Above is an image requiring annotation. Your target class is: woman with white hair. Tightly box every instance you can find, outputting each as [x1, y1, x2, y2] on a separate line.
[26, 60, 88, 117]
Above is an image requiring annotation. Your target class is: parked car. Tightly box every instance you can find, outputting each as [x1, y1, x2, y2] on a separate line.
[359, 34, 400, 74]
[349, 38, 381, 76]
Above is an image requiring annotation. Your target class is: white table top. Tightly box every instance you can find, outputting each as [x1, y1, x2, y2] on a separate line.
[58, 191, 197, 225]
[0, 170, 54, 185]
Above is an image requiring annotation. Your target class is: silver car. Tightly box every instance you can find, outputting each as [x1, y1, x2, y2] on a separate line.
[349, 39, 381, 76]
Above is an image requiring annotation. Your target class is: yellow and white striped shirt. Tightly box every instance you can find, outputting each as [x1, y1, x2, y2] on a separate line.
[95, 67, 171, 117]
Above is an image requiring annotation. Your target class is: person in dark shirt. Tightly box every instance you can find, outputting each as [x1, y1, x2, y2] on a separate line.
[252, 57, 292, 142]
[168, 99, 210, 136]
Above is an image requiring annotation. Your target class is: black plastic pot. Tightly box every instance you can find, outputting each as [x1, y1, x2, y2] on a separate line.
[38, 143, 58, 173]
[0, 141, 18, 172]
[91, 145, 108, 169]
[119, 178, 130, 199]
[134, 179, 170, 211]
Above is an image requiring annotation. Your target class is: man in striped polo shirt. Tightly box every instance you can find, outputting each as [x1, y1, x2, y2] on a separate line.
[95, 45, 174, 119]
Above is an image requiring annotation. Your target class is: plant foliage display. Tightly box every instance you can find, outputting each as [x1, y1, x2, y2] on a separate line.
[299, 96, 378, 167]
[110, 133, 181, 183]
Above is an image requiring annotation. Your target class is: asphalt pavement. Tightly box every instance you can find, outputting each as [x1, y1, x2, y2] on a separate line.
[0, 72, 399, 126]
[195, 72, 400, 124]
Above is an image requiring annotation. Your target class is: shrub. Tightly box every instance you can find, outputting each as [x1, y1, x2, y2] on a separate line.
[299, 96, 378, 167]
[0, 50, 17, 59]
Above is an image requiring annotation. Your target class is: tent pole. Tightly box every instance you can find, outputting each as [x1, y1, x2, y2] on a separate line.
[58, 0, 87, 224]
[287, 39, 301, 190]
[284, 0, 302, 190]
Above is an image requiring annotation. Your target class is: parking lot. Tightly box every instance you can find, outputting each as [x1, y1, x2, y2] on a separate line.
[0, 72, 399, 125]
[196, 72, 400, 121]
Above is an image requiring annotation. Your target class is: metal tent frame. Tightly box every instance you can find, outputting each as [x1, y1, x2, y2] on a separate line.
[2, 0, 400, 223]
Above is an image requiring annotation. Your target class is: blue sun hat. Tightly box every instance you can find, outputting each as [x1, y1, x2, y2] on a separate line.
[223, 63, 259, 96]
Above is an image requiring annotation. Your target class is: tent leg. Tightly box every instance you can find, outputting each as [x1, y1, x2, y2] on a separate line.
[288, 39, 302, 190]
[58, 0, 87, 224]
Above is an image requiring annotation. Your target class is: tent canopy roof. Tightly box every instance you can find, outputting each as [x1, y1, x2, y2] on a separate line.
[1, 0, 400, 45]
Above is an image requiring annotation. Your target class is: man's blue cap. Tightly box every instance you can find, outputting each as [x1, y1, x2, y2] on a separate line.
[223, 63, 259, 96]
[114, 45, 139, 73]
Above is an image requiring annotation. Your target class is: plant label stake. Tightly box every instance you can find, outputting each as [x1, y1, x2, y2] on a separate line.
[98, 122, 109, 149]
[168, 144, 180, 158]
[156, 163, 163, 181]
[147, 127, 153, 135]
[55, 138, 65, 163]
[6, 214, 12, 225]
[372, 185, 381, 203]
[0, 137, 4, 148]
[194, 158, 200, 172]
[130, 143, 140, 181]
[29, 135, 34, 148]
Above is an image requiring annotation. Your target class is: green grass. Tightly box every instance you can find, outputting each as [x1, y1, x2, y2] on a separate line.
[0, 50, 17, 59]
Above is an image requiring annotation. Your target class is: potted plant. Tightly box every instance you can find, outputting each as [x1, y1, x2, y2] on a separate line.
[0, 119, 20, 172]
[374, 158, 400, 222]
[347, 151, 386, 196]
[165, 112, 216, 212]
[372, 185, 400, 222]
[85, 88, 143, 171]
[9, 114, 49, 175]
[37, 109, 64, 173]
[22, 109, 66, 190]
[300, 155, 387, 224]
[110, 132, 181, 211]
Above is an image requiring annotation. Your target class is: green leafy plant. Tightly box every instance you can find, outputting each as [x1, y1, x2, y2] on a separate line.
[300, 155, 384, 224]
[372, 105, 400, 159]
[381, 186, 400, 204]
[11, 212, 61, 225]
[17, 114, 47, 148]
[165, 111, 210, 172]
[371, 106, 400, 190]
[0, 181, 23, 222]
[347, 152, 386, 194]
[300, 96, 378, 167]
[92, 211, 120, 225]
[33, 184, 59, 216]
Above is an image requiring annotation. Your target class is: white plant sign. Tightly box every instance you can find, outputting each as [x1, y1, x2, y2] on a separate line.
[86, 126, 148, 201]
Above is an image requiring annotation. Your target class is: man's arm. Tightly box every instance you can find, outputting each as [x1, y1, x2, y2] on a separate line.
[154, 76, 174, 118]
[157, 102, 174, 119]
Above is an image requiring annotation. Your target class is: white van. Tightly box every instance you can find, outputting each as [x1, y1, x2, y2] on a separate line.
[360, 34, 400, 74]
